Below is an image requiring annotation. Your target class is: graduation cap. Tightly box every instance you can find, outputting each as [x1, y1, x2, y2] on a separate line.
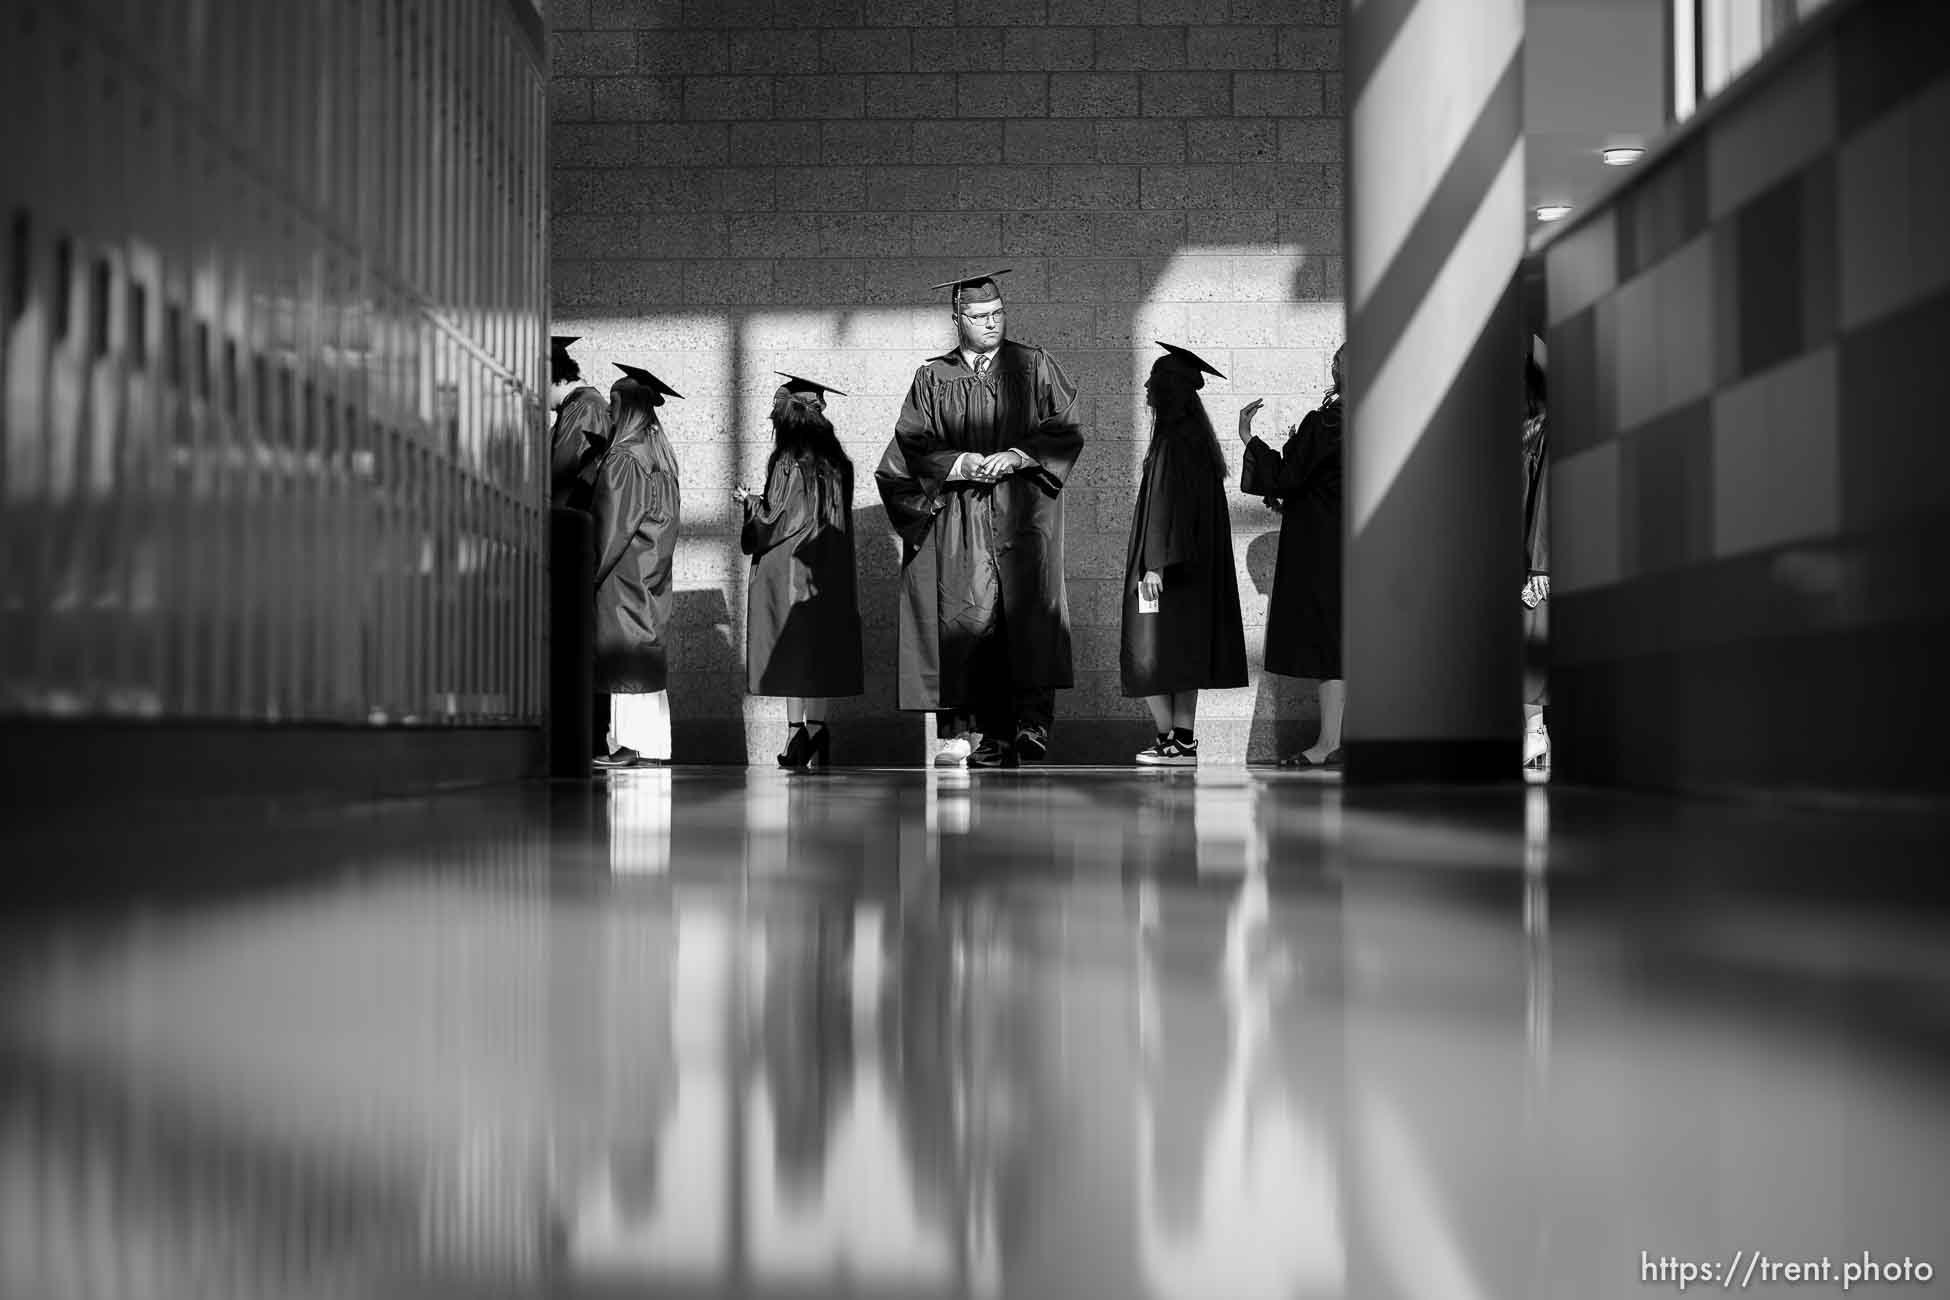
[612, 362, 684, 405]
[775, 371, 845, 399]
[930, 269, 1012, 309]
[551, 334, 579, 354]
[1155, 341, 1225, 380]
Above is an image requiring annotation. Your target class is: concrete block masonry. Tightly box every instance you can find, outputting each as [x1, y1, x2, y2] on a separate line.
[551, 0, 1345, 763]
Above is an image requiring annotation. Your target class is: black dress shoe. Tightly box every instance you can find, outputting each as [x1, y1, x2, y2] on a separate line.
[967, 738, 1019, 769]
[778, 724, 831, 770]
[593, 747, 642, 769]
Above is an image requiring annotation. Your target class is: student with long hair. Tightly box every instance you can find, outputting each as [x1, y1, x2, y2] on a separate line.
[736, 374, 864, 769]
[592, 363, 684, 770]
[1238, 345, 1345, 767]
[1121, 344, 1249, 765]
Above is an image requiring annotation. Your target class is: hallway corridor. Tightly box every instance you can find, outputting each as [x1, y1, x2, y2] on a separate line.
[3, 769, 1947, 1299]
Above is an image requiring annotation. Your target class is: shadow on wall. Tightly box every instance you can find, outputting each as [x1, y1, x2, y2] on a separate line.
[669, 587, 737, 760]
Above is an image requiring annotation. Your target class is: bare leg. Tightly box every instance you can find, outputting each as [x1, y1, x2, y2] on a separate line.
[1144, 694, 1174, 733]
[1171, 691, 1198, 731]
[785, 696, 804, 725]
[1304, 678, 1345, 762]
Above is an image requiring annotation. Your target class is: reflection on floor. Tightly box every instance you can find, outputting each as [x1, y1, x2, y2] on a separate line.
[3, 768, 1948, 1299]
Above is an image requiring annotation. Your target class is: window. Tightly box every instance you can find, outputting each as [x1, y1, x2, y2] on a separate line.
[1673, 0, 1834, 119]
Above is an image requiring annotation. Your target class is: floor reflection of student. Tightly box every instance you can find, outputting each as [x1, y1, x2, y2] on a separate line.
[545, 902, 677, 1257]
[605, 769, 671, 875]
[886, 893, 958, 1229]
[760, 903, 856, 1208]
[1137, 873, 1346, 1299]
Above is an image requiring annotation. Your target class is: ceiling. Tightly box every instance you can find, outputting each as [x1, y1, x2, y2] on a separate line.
[1525, 0, 1670, 217]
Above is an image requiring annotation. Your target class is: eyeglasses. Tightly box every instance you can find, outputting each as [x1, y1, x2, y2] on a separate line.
[960, 308, 1005, 324]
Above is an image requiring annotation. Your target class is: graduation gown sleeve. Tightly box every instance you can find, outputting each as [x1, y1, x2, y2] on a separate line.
[741, 457, 811, 557]
[1008, 348, 1085, 497]
[891, 368, 964, 518]
[874, 434, 939, 552]
[594, 460, 669, 588]
[592, 450, 679, 694]
[1521, 415, 1549, 576]
[1140, 438, 1202, 574]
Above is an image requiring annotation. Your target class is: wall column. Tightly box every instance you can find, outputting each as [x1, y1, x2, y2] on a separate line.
[1343, 0, 1528, 782]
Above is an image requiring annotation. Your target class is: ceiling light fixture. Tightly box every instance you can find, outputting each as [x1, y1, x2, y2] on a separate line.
[1535, 204, 1572, 222]
[1602, 146, 1646, 166]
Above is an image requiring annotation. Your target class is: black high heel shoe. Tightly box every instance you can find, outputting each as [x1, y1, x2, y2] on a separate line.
[778, 723, 832, 770]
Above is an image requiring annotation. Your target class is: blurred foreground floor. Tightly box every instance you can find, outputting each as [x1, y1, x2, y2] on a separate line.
[3, 767, 1948, 1300]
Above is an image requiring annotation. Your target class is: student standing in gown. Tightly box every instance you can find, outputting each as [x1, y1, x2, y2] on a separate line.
[1520, 347, 1551, 769]
[874, 270, 1086, 769]
[1121, 343, 1248, 766]
[593, 363, 684, 770]
[1238, 345, 1345, 768]
[548, 335, 610, 512]
[736, 374, 865, 770]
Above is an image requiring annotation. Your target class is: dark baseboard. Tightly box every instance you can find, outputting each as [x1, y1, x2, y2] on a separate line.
[0, 721, 544, 814]
[1342, 739, 1524, 784]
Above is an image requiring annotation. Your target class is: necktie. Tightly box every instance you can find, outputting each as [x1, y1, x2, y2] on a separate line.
[974, 354, 990, 378]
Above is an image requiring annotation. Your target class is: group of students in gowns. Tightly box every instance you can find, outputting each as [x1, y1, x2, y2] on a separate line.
[546, 269, 1357, 771]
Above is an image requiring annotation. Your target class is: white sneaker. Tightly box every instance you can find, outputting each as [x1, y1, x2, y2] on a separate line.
[934, 736, 974, 767]
[1135, 736, 1198, 766]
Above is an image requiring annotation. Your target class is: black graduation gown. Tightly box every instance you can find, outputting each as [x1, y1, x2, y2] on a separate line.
[550, 385, 610, 511]
[592, 428, 680, 693]
[1521, 411, 1550, 706]
[741, 452, 865, 698]
[874, 339, 1085, 712]
[1241, 400, 1343, 680]
[1521, 412, 1548, 577]
[1120, 433, 1248, 696]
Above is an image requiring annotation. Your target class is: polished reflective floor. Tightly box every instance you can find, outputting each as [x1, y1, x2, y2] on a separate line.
[3, 768, 1949, 1300]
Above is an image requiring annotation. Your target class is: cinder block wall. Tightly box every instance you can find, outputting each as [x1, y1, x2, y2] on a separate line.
[548, 0, 1345, 764]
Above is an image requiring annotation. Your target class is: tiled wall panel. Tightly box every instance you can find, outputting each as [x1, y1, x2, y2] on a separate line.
[1539, 0, 1950, 792]
[0, 0, 551, 729]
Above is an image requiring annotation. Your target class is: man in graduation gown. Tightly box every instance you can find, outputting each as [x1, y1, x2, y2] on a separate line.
[874, 271, 1086, 768]
[549, 335, 610, 512]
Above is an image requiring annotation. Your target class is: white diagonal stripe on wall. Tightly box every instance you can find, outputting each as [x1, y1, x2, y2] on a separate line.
[1350, 137, 1527, 532]
[1350, 0, 1524, 310]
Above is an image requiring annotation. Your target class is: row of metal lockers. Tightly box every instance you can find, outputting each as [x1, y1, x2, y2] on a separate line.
[0, 0, 554, 725]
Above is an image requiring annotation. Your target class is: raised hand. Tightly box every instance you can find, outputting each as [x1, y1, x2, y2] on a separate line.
[1237, 398, 1265, 444]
